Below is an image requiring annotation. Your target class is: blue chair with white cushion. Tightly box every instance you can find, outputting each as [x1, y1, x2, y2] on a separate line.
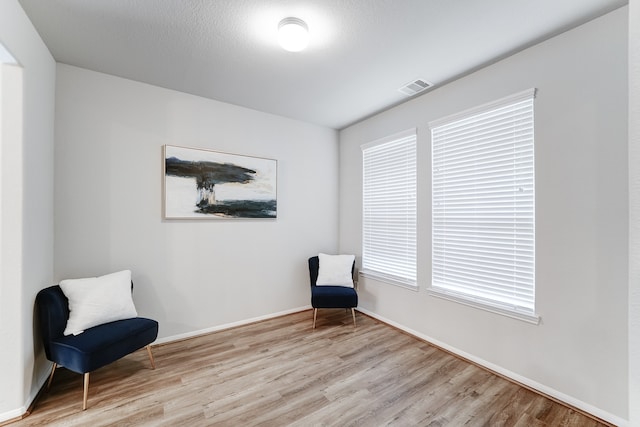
[309, 254, 357, 328]
[35, 270, 158, 410]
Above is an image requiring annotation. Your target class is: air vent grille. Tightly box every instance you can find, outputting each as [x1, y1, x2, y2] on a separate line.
[398, 79, 432, 96]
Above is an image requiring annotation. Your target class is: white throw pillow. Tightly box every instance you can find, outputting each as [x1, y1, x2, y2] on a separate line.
[316, 253, 355, 287]
[60, 270, 138, 336]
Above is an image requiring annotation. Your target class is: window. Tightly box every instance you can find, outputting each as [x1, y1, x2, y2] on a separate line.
[362, 129, 417, 289]
[429, 89, 538, 323]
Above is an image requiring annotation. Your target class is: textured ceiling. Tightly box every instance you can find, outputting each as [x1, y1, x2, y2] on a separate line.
[18, 0, 627, 129]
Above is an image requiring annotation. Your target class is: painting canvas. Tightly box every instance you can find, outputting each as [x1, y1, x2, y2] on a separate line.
[163, 145, 277, 219]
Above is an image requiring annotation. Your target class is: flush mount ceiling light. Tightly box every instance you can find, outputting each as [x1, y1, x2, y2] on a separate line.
[278, 17, 309, 52]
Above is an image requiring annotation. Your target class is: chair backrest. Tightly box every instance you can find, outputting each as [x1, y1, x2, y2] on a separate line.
[35, 281, 135, 359]
[309, 256, 320, 287]
[308, 256, 355, 287]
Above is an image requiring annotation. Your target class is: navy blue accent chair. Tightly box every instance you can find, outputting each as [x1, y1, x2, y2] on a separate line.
[309, 256, 358, 328]
[36, 284, 158, 410]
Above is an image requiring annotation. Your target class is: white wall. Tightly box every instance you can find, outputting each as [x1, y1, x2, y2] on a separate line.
[0, 0, 55, 422]
[629, 0, 640, 425]
[340, 7, 628, 424]
[55, 64, 339, 340]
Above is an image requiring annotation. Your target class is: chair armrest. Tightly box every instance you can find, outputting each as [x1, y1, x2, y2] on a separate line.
[36, 285, 70, 359]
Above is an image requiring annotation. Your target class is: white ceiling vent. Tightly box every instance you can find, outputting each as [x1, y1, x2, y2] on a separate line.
[398, 79, 432, 97]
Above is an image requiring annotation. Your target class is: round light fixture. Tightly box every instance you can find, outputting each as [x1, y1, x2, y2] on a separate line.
[278, 17, 309, 52]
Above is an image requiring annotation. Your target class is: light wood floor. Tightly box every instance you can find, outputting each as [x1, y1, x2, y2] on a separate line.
[9, 310, 610, 427]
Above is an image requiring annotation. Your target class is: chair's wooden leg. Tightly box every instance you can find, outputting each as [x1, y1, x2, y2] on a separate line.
[47, 363, 57, 389]
[313, 308, 317, 329]
[351, 308, 357, 327]
[146, 345, 156, 369]
[82, 373, 90, 410]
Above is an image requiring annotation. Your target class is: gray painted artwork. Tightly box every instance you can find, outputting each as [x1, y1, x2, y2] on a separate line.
[163, 145, 277, 219]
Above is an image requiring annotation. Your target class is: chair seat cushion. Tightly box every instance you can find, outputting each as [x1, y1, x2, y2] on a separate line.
[49, 317, 158, 374]
[311, 285, 358, 308]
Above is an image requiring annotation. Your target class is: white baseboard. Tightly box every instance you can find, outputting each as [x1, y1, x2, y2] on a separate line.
[0, 406, 25, 424]
[356, 307, 627, 427]
[0, 362, 53, 424]
[153, 305, 311, 345]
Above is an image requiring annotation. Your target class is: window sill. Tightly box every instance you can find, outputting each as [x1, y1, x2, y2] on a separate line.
[427, 287, 540, 325]
[359, 270, 418, 291]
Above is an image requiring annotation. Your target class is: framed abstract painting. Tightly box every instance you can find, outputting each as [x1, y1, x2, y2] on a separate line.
[163, 145, 277, 219]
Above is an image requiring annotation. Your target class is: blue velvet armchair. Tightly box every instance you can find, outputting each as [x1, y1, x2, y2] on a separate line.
[309, 256, 358, 328]
[35, 284, 158, 410]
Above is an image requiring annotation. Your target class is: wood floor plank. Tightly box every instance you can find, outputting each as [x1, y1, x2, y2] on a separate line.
[486, 387, 540, 426]
[7, 310, 612, 427]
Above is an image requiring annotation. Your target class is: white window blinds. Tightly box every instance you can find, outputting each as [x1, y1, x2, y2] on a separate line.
[430, 89, 537, 322]
[362, 129, 417, 288]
